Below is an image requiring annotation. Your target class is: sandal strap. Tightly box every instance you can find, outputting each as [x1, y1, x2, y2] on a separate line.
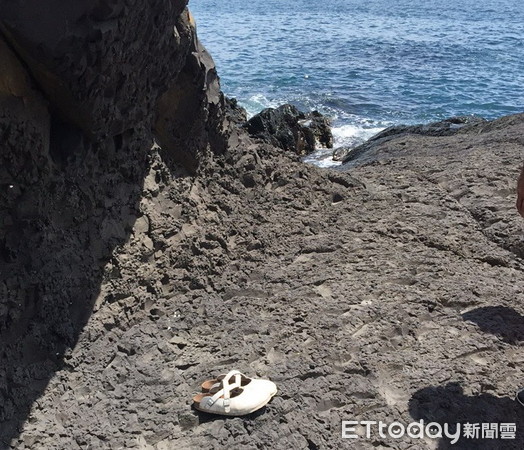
[222, 369, 243, 382]
[206, 371, 245, 413]
[222, 369, 250, 386]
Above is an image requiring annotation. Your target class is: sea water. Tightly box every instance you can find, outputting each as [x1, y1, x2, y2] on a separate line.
[191, 0, 524, 167]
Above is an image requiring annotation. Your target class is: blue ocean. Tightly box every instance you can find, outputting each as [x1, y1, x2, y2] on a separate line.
[191, 0, 524, 166]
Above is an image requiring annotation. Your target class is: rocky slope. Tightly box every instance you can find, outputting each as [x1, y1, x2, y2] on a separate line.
[1, 2, 524, 450]
[0, 0, 227, 447]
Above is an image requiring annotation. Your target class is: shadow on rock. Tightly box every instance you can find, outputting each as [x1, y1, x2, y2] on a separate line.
[192, 405, 269, 425]
[462, 306, 524, 345]
[0, 1, 222, 446]
[409, 382, 523, 449]
[0, 117, 150, 448]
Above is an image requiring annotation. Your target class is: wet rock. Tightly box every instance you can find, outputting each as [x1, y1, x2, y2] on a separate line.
[244, 104, 332, 155]
[333, 146, 351, 162]
[306, 110, 333, 149]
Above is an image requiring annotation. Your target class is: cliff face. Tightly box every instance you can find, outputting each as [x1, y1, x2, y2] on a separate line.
[0, 1, 228, 445]
[0, 0, 188, 138]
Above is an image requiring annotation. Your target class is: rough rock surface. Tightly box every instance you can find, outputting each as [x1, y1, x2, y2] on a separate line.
[223, 97, 248, 127]
[244, 104, 333, 155]
[0, 0, 191, 140]
[1, 2, 524, 450]
[3, 112, 524, 449]
[154, 9, 227, 173]
[0, 1, 228, 448]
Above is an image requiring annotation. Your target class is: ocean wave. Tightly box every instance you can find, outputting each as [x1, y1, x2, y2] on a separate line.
[242, 94, 279, 118]
[332, 123, 385, 148]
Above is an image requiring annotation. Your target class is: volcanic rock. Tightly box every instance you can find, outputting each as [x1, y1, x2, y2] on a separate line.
[224, 97, 248, 127]
[0, 0, 193, 141]
[338, 115, 487, 164]
[1, 1, 524, 449]
[154, 9, 228, 173]
[244, 104, 333, 155]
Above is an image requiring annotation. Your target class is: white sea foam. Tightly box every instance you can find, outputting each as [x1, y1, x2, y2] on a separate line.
[302, 123, 386, 169]
[332, 124, 385, 148]
[237, 95, 389, 169]
[243, 94, 280, 118]
[302, 148, 342, 168]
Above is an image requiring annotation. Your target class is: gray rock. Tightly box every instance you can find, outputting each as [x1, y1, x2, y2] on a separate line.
[0, 0, 190, 140]
[6, 112, 524, 449]
[224, 97, 248, 126]
[1, 1, 524, 449]
[154, 9, 228, 173]
[340, 115, 487, 164]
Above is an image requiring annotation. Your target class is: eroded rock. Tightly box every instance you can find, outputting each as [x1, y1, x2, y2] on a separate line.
[0, 0, 191, 139]
[339, 115, 487, 164]
[154, 9, 227, 173]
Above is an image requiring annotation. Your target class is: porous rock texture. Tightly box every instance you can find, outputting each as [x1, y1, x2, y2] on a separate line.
[154, 9, 228, 173]
[1, 3, 524, 450]
[0, 1, 228, 448]
[0, 0, 190, 139]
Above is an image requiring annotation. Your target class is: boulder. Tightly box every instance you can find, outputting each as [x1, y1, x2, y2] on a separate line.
[332, 146, 351, 162]
[244, 104, 332, 155]
[306, 110, 333, 149]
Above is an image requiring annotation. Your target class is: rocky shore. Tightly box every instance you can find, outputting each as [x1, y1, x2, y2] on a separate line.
[1, 2, 523, 449]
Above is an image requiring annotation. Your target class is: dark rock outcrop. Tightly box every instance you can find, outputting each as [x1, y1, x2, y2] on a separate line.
[5, 111, 524, 449]
[0, 2, 230, 174]
[337, 115, 487, 164]
[154, 9, 228, 174]
[0, 1, 231, 446]
[224, 97, 248, 127]
[0, 0, 192, 140]
[2, 1, 524, 449]
[244, 104, 332, 155]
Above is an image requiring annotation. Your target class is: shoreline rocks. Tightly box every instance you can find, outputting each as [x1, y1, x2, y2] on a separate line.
[244, 104, 333, 155]
[1, 2, 524, 449]
[336, 115, 487, 164]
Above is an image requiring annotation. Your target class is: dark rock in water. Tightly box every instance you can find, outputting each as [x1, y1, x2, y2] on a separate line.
[244, 104, 332, 155]
[306, 110, 333, 149]
[224, 97, 248, 126]
[333, 146, 352, 162]
[340, 115, 487, 164]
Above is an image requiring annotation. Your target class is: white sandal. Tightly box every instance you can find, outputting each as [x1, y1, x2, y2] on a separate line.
[193, 370, 277, 416]
[200, 369, 252, 393]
